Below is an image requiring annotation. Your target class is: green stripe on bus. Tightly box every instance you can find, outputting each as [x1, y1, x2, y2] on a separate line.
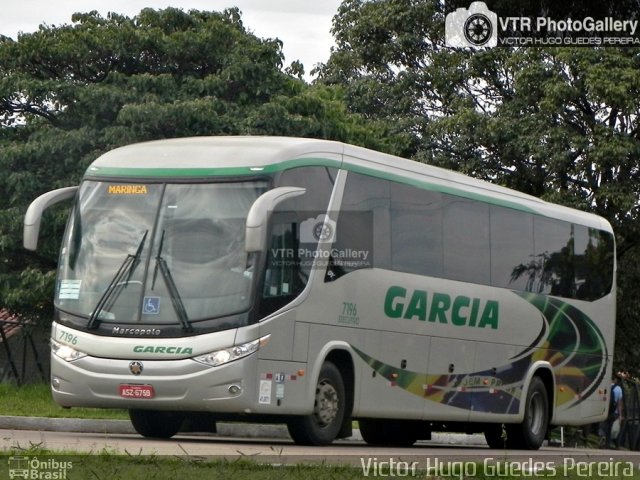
[86, 156, 537, 214]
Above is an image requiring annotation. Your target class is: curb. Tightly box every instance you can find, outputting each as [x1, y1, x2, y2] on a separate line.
[0, 415, 346, 439]
[0, 416, 136, 435]
[0, 415, 487, 445]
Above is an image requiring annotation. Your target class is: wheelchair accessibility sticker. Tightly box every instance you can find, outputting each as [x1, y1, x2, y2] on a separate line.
[143, 297, 160, 314]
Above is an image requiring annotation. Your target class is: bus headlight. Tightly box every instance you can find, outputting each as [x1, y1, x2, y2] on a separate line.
[51, 339, 87, 362]
[193, 335, 270, 367]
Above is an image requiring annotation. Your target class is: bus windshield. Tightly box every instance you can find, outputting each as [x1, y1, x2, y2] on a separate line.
[56, 180, 268, 327]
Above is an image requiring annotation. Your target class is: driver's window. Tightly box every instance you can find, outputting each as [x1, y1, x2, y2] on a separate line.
[263, 218, 298, 298]
[259, 214, 301, 318]
[258, 165, 337, 318]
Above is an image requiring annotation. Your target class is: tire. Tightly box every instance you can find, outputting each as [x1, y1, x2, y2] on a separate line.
[484, 423, 506, 449]
[129, 409, 185, 439]
[360, 419, 418, 447]
[508, 376, 549, 450]
[287, 362, 346, 446]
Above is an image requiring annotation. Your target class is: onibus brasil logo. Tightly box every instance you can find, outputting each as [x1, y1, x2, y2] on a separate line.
[8, 456, 73, 479]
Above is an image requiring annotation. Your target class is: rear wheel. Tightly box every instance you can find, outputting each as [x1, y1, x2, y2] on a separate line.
[287, 362, 345, 446]
[484, 377, 549, 450]
[359, 419, 419, 447]
[129, 410, 185, 439]
[510, 376, 549, 449]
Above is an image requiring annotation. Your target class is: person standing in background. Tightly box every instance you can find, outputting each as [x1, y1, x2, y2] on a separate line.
[599, 374, 624, 449]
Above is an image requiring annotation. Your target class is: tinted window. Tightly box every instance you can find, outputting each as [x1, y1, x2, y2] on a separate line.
[331, 172, 614, 301]
[532, 217, 574, 297]
[278, 166, 337, 212]
[443, 197, 490, 284]
[259, 166, 337, 317]
[390, 182, 443, 277]
[574, 226, 615, 300]
[331, 172, 389, 277]
[278, 166, 338, 282]
[490, 207, 534, 290]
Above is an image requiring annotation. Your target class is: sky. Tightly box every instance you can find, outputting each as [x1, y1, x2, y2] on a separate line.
[1, 0, 343, 78]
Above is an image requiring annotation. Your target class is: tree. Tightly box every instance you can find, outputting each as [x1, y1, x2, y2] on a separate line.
[0, 7, 400, 321]
[318, 0, 640, 370]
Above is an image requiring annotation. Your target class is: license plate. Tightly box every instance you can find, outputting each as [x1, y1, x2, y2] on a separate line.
[119, 384, 155, 399]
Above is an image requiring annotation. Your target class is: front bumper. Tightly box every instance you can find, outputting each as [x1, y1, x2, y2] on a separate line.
[50, 351, 258, 413]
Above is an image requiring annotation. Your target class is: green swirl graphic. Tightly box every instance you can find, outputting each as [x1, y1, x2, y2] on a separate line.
[351, 292, 607, 414]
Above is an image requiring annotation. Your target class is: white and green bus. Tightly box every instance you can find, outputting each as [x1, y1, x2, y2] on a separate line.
[24, 136, 616, 449]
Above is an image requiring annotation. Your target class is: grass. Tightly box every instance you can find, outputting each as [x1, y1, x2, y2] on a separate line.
[2, 447, 639, 480]
[0, 448, 365, 480]
[0, 383, 128, 420]
[2, 384, 637, 479]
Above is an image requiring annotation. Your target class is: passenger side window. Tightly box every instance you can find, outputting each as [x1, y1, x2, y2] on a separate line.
[390, 182, 443, 277]
[533, 217, 574, 297]
[443, 197, 490, 285]
[322, 171, 614, 301]
[490, 207, 534, 290]
[328, 172, 387, 280]
[574, 225, 615, 300]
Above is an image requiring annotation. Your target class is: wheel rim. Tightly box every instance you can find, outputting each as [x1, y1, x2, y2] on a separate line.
[313, 379, 339, 427]
[527, 390, 545, 435]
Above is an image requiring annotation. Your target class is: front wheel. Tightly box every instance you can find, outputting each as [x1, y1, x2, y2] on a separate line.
[129, 410, 185, 439]
[287, 361, 346, 446]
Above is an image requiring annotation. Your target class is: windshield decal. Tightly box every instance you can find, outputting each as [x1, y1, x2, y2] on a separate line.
[142, 297, 161, 315]
[107, 184, 148, 195]
[58, 279, 82, 300]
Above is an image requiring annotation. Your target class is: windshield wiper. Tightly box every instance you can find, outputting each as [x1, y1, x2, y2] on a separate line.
[87, 230, 148, 329]
[152, 230, 192, 332]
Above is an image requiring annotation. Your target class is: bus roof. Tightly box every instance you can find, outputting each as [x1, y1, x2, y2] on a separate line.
[85, 136, 612, 232]
[88, 136, 344, 175]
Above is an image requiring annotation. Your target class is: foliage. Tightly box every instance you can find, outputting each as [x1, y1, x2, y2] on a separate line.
[3, 2, 639, 373]
[0, 8, 400, 320]
[318, 0, 640, 370]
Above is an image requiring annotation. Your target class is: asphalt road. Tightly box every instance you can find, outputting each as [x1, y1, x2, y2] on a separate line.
[2, 424, 640, 467]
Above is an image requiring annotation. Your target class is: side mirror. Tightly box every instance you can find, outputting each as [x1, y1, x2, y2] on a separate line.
[245, 187, 306, 253]
[24, 186, 78, 251]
